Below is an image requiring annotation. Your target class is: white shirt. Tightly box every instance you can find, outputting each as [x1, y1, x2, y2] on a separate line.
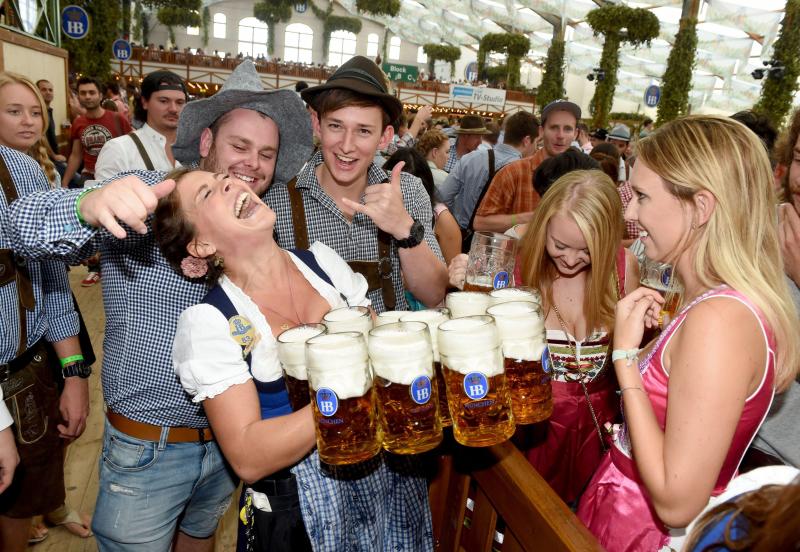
[94, 123, 179, 181]
[173, 242, 370, 402]
[0, 386, 11, 430]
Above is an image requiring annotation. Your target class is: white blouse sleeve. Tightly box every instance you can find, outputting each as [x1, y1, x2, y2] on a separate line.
[173, 304, 253, 402]
[309, 242, 370, 307]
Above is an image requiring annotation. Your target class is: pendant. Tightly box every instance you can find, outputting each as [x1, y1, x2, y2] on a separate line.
[280, 323, 290, 331]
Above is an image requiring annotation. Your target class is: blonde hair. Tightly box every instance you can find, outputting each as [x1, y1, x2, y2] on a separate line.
[519, 170, 624, 333]
[637, 115, 800, 390]
[0, 72, 57, 186]
[415, 129, 449, 159]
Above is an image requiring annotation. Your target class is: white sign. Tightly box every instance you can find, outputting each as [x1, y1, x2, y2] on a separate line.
[448, 84, 506, 107]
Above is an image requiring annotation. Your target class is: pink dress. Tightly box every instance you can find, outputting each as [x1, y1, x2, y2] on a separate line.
[577, 287, 776, 551]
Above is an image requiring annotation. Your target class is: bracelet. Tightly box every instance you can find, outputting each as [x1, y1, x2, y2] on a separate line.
[611, 348, 639, 367]
[60, 354, 84, 367]
[510, 213, 517, 227]
[75, 188, 97, 228]
[618, 386, 644, 395]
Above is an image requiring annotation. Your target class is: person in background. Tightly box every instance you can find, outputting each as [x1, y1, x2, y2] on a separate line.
[589, 127, 608, 149]
[105, 82, 130, 121]
[416, 128, 450, 189]
[385, 104, 434, 156]
[606, 124, 631, 182]
[477, 121, 500, 151]
[575, 123, 593, 153]
[592, 141, 639, 244]
[444, 114, 491, 172]
[731, 110, 781, 194]
[638, 117, 654, 139]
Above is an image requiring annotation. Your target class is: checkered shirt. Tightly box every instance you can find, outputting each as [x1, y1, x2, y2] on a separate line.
[0, 146, 78, 362]
[292, 450, 433, 551]
[4, 169, 212, 427]
[617, 181, 641, 240]
[444, 138, 459, 173]
[266, 151, 443, 314]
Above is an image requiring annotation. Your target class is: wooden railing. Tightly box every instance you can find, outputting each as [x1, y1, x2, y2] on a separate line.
[430, 440, 603, 551]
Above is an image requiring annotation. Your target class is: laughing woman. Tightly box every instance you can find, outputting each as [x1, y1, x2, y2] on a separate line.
[577, 116, 800, 551]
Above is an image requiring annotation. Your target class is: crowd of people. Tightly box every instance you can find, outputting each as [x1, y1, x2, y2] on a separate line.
[0, 53, 798, 552]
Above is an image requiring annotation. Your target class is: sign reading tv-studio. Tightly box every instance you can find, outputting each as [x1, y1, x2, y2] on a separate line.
[449, 85, 506, 107]
[382, 63, 419, 83]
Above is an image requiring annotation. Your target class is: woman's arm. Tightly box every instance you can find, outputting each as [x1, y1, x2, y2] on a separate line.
[434, 209, 463, 266]
[203, 384, 316, 484]
[615, 294, 765, 527]
[623, 248, 640, 296]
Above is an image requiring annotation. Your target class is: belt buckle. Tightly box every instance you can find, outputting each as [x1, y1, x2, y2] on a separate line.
[197, 428, 207, 444]
[378, 256, 392, 279]
[0, 364, 8, 384]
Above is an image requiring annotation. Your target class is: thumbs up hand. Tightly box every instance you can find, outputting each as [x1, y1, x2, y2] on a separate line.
[341, 161, 414, 240]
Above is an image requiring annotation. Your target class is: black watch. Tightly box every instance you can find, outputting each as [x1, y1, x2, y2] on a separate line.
[62, 360, 92, 379]
[395, 219, 425, 249]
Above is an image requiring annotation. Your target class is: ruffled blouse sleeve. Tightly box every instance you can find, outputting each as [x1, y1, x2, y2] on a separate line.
[172, 303, 253, 402]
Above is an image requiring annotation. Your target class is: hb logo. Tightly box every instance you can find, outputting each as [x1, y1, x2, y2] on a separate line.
[463, 372, 489, 400]
[316, 387, 338, 417]
[410, 376, 432, 405]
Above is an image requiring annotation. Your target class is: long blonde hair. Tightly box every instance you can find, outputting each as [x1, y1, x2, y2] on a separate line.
[519, 170, 624, 333]
[637, 115, 800, 390]
[0, 72, 57, 185]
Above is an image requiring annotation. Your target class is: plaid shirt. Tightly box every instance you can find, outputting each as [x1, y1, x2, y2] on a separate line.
[617, 181, 641, 240]
[266, 151, 443, 313]
[444, 137, 459, 173]
[0, 146, 78, 362]
[4, 169, 213, 427]
[475, 149, 547, 217]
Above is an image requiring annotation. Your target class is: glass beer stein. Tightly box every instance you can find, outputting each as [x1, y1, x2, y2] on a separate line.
[306, 332, 380, 465]
[277, 324, 327, 410]
[375, 310, 406, 327]
[465, 231, 517, 292]
[639, 259, 683, 327]
[323, 306, 373, 341]
[369, 322, 442, 454]
[488, 286, 541, 307]
[446, 291, 490, 319]
[437, 315, 515, 447]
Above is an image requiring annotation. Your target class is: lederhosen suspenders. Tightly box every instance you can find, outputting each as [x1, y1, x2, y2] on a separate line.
[0, 155, 35, 361]
[128, 132, 155, 171]
[286, 178, 397, 310]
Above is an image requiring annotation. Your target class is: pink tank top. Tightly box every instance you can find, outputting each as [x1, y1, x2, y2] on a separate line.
[622, 286, 775, 494]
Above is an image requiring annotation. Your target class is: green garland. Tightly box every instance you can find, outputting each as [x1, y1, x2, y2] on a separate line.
[132, 1, 143, 43]
[754, 0, 800, 126]
[657, 18, 698, 126]
[423, 43, 460, 77]
[201, 6, 210, 47]
[310, 2, 362, 61]
[537, 38, 566, 108]
[587, 5, 659, 128]
[477, 33, 530, 89]
[355, 0, 400, 17]
[254, 0, 293, 55]
[62, 0, 121, 80]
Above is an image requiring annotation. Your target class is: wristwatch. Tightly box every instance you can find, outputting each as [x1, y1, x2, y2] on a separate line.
[62, 360, 92, 379]
[396, 219, 425, 249]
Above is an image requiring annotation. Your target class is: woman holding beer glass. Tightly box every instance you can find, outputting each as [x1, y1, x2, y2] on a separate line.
[155, 169, 431, 551]
[577, 116, 800, 551]
[515, 170, 639, 504]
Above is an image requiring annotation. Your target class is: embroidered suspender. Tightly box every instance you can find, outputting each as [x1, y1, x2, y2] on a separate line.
[286, 178, 396, 310]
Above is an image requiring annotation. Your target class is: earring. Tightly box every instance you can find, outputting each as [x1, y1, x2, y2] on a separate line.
[213, 255, 224, 269]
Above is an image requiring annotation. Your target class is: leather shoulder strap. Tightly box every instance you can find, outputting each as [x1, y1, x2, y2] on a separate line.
[466, 148, 496, 232]
[286, 178, 309, 250]
[377, 230, 395, 311]
[290, 248, 333, 287]
[202, 285, 253, 370]
[0, 152, 19, 204]
[128, 132, 155, 171]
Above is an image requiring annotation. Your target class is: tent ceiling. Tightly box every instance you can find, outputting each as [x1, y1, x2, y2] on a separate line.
[334, 0, 791, 111]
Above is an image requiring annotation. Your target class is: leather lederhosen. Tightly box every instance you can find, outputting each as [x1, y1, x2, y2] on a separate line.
[286, 178, 396, 310]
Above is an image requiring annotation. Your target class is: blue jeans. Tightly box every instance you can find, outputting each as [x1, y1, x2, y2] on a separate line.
[92, 419, 238, 552]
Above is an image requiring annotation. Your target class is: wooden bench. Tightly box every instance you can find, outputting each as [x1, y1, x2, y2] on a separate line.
[429, 440, 603, 551]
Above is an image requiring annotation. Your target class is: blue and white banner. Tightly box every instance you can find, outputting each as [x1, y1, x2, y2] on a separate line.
[449, 84, 506, 107]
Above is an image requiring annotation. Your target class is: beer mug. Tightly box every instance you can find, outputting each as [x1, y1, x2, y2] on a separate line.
[486, 301, 552, 424]
[306, 332, 381, 465]
[446, 291, 490, 319]
[488, 286, 541, 306]
[437, 315, 515, 447]
[640, 259, 683, 327]
[369, 322, 442, 454]
[277, 324, 326, 410]
[465, 232, 517, 292]
[401, 308, 452, 427]
[375, 310, 406, 327]
[323, 306, 373, 341]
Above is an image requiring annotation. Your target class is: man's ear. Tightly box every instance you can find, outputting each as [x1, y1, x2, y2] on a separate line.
[774, 163, 788, 192]
[187, 238, 216, 260]
[199, 128, 213, 158]
[310, 109, 322, 139]
[378, 124, 395, 151]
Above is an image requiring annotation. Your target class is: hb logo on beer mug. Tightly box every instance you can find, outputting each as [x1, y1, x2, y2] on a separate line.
[464, 372, 489, 400]
[316, 388, 339, 417]
[410, 376, 432, 405]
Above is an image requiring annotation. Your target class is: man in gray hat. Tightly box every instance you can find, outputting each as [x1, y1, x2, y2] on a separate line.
[607, 123, 632, 182]
[444, 114, 492, 172]
[2, 60, 312, 552]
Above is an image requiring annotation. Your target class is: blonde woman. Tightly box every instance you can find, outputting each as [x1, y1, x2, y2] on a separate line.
[415, 129, 450, 188]
[577, 116, 800, 551]
[515, 170, 638, 504]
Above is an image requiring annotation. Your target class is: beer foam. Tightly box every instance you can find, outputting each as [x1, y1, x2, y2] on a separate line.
[306, 333, 371, 399]
[487, 302, 547, 361]
[375, 310, 406, 327]
[437, 317, 503, 377]
[400, 309, 450, 362]
[277, 326, 325, 379]
[489, 287, 540, 306]
[323, 307, 373, 337]
[368, 324, 433, 385]
[446, 291, 490, 318]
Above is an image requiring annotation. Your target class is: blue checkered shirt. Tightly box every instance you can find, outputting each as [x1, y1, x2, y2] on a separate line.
[0, 146, 78, 363]
[3, 169, 212, 427]
[266, 151, 443, 314]
[444, 138, 459, 173]
[293, 451, 433, 551]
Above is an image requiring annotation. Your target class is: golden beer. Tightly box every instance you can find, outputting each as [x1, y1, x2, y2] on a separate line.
[438, 316, 515, 447]
[277, 324, 326, 410]
[306, 332, 380, 465]
[369, 322, 442, 454]
[463, 274, 494, 294]
[640, 260, 683, 327]
[401, 309, 453, 427]
[446, 291, 490, 318]
[487, 301, 552, 424]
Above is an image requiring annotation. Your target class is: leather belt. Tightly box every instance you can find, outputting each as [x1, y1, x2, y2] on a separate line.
[106, 411, 214, 443]
[0, 339, 45, 384]
[249, 469, 297, 496]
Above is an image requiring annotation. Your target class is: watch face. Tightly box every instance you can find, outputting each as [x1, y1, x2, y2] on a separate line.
[411, 220, 425, 241]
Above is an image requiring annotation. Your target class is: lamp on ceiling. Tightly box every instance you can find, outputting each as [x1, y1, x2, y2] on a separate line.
[587, 67, 605, 82]
[752, 59, 785, 81]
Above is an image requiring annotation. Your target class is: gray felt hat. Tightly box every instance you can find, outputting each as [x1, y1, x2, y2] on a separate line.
[172, 60, 312, 186]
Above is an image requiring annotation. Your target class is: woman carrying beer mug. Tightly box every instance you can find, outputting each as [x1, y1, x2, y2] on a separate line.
[154, 168, 433, 552]
[577, 116, 799, 551]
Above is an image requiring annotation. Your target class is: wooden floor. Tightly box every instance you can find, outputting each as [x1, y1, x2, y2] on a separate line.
[29, 267, 239, 552]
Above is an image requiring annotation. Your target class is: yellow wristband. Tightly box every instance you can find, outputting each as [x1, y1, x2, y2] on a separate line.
[510, 213, 517, 226]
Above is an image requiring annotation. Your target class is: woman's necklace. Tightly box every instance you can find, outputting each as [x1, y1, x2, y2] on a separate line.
[259, 253, 303, 331]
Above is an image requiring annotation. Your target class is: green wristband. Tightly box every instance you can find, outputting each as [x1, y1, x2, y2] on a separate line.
[60, 354, 84, 367]
[75, 188, 97, 228]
